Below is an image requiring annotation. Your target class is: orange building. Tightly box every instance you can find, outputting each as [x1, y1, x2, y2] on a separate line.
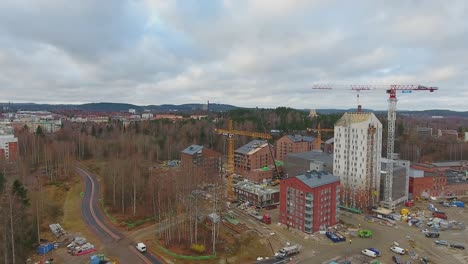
[276, 135, 316, 161]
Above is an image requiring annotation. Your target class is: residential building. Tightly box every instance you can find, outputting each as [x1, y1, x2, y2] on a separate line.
[380, 158, 410, 207]
[276, 135, 316, 161]
[333, 112, 382, 210]
[234, 140, 276, 182]
[279, 170, 340, 234]
[324, 138, 334, 153]
[0, 134, 18, 161]
[233, 181, 279, 208]
[129, 109, 136, 114]
[181, 145, 222, 183]
[437, 129, 458, 139]
[141, 113, 154, 119]
[416, 127, 432, 137]
[284, 151, 333, 177]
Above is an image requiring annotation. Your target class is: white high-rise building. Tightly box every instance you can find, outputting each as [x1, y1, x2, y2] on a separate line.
[333, 112, 382, 210]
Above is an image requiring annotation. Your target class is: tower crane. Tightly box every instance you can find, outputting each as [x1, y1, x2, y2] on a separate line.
[215, 119, 272, 199]
[313, 84, 438, 206]
[306, 123, 334, 150]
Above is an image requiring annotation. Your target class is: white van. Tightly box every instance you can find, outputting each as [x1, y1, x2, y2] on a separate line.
[390, 246, 405, 255]
[136, 242, 147, 253]
[361, 249, 378, 258]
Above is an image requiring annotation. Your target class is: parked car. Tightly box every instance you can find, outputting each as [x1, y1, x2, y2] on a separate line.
[390, 246, 406, 255]
[434, 240, 448, 246]
[136, 242, 147, 253]
[424, 232, 440, 238]
[361, 249, 378, 258]
[450, 244, 465, 250]
[392, 255, 403, 264]
[368, 247, 381, 256]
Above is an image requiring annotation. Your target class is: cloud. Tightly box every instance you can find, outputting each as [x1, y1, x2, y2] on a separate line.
[0, 0, 466, 110]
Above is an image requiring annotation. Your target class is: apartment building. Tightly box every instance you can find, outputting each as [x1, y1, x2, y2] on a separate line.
[181, 145, 222, 183]
[0, 134, 18, 161]
[276, 135, 315, 161]
[333, 112, 382, 210]
[234, 140, 275, 182]
[279, 170, 340, 234]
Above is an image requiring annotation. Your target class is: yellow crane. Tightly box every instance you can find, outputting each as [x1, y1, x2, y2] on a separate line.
[215, 119, 272, 198]
[307, 123, 334, 150]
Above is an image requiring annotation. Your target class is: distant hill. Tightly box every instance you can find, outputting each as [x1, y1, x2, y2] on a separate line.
[1, 102, 467, 117]
[0, 102, 238, 113]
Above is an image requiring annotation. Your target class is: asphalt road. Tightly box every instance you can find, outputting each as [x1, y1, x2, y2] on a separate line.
[77, 167, 163, 264]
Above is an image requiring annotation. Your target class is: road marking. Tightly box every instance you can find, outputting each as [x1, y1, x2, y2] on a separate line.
[77, 167, 121, 240]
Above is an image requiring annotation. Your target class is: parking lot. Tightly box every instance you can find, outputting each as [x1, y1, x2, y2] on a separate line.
[243, 199, 468, 264]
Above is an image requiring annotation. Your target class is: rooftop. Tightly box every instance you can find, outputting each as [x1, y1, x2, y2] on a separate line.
[325, 137, 334, 144]
[235, 139, 269, 155]
[287, 151, 333, 164]
[286, 134, 315, 143]
[295, 170, 339, 188]
[335, 112, 373, 126]
[181, 145, 204, 155]
[432, 161, 466, 167]
[233, 180, 279, 195]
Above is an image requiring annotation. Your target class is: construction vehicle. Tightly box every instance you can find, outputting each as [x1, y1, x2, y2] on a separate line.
[313, 84, 438, 208]
[271, 179, 280, 186]
[249, 212, 271, 224]
[214, 119, 272, 199]
[358, 230, 373, 238]
[276, 244, 300, 258]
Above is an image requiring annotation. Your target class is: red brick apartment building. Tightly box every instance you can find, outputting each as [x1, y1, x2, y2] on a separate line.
[409, 162, 468, 198]
[234, 140, 275, 182]
[0, 135, 18, 161]
[276, 135, 316, 161]
[181, 145, 222, 183]
[409, 172, 446, 199]
[279, 171, 340, 234]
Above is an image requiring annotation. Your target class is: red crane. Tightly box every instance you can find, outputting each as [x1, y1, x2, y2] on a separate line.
[313, 84, 438, 208]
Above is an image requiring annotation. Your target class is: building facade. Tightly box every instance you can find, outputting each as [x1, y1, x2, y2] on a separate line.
[333, 112, 382, 210]
[279, 171, 340, 234]
[235, 140, 275, 182]
[276, 135, 315, 161]
[233, 181, 280, 208]
[380, 158, 410, 207]
[0, 134, 18, 161]
[181, 145, 222, 183]
[409, 170, 446, 199]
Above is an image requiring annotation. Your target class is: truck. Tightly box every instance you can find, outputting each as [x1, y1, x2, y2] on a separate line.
[249, 212, 271, 224]
[326, 231, 346, 243]
[276, 245, 300, 258]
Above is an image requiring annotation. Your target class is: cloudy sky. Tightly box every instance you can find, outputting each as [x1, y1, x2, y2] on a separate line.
[0, 0, 466, 110]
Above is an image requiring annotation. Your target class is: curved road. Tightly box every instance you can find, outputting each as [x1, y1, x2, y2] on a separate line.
[78, 167, 163, 264]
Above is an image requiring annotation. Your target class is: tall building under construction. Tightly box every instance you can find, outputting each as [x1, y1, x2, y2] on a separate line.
[333, 112, 382, 211]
